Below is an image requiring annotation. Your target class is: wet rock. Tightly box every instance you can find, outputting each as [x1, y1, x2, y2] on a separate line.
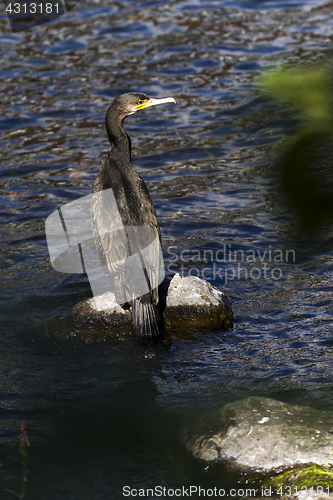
[183, 396, 333, 473]
[44, 273, 233, 339]
[259, 491, 333, 500]
[291, 490, 333, 500]
[262, 464, 333, 500]
[162, 273, 233, 333]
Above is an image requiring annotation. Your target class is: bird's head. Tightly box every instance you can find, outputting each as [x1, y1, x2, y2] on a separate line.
[109, 92, 176, 118]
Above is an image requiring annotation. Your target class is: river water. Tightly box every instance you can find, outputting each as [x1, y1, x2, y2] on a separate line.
[0, 0, 333, 498]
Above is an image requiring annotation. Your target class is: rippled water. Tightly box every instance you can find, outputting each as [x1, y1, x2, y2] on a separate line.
[0, 0, 333, 497]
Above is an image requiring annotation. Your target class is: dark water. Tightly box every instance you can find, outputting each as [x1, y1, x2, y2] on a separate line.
[0, 0, 333, 497]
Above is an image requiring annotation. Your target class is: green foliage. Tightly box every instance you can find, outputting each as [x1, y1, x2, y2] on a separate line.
[263, 68, 333, 133]
[261, 66, 333, 230]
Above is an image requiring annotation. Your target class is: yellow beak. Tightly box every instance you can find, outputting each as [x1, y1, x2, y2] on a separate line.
[136, 96, 176, 111]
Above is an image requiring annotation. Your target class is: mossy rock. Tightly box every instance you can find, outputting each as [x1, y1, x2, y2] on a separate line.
[264, 464, 333, 492]
[182, 397, 333, 473]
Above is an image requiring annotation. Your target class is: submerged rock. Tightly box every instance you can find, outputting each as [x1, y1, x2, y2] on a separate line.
[44, 273, 233, 339]
[183, 396, 333, 473]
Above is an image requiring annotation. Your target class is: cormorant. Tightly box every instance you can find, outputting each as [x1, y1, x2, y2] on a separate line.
[92, 92, 176, 340]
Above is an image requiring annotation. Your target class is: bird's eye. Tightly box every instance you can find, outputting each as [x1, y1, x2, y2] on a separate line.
[138, 100, 143, 105]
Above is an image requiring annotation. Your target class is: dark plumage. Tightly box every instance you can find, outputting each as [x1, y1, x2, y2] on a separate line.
[92, 92, 176, 340]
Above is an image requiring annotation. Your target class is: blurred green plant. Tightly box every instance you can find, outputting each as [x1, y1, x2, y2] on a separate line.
[261, 66, 333, 230]
[4, 422, 30, 500]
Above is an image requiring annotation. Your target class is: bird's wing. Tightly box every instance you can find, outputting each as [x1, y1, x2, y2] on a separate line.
[91, 160, 163, 305]
[124, 176, 162, 304]
[127, 223, 162, 304]
[91, 186, 130, 303]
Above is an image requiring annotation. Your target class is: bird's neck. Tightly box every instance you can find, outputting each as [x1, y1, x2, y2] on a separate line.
[105, 111, 132, 163]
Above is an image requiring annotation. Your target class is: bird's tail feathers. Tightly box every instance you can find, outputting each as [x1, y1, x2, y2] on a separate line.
[132, 297, 162, 340]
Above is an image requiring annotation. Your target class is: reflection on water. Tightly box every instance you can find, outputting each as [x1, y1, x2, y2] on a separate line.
[0, 0, 333, 497]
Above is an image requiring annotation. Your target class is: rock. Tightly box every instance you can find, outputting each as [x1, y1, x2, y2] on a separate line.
[291, 490, 333, 500]
[259, 491, 333, 500]
[163, 273, 233, 334]
[182, 396, 333, 473]
[262, 464, 333, 500]
[43, 273, 233, 339]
